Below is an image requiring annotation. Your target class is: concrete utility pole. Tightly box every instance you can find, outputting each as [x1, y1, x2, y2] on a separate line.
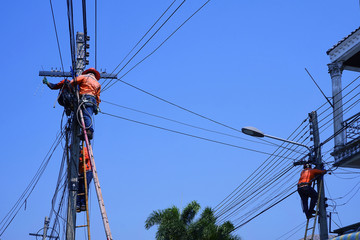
[309, 111, 328, 240]
[39, 31, 117, 240]
[66, 32, 86, 240]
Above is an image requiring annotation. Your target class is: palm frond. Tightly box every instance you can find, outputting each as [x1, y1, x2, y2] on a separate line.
[181, 201, 201, 225]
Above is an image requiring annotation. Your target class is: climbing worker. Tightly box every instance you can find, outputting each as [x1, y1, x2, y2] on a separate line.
[297, 163, 327, 219]
[43, 68, 101, 140]
[77, 145, 93, 212]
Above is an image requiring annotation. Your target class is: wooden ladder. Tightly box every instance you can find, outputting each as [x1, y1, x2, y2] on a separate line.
[303, 180, 323, 240]
[79, 109, 113, 240]
[76, 141, 91, 239]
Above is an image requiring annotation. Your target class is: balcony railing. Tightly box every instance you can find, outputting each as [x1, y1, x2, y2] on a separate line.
[333, 112, 360, 168]
[343, 112, 360, 144]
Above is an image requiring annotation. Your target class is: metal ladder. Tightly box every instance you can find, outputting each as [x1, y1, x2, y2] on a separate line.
[76, 141, 91, 239]
[303, 180, 323, 240]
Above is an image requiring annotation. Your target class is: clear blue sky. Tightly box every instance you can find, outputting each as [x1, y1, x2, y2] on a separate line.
[1, 1, 360, 239]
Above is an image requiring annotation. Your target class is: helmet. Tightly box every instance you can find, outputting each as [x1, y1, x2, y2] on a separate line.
[82, 68, 101, 80]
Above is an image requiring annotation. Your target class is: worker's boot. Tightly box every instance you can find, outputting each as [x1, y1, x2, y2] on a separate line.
[77, 130, 93, 140]
[78, 132, 85, 141]
[86, 130, 93, 140]
[306, 213, 315, 219]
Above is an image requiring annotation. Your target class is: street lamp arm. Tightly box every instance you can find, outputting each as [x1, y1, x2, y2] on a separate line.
[241, 126, 311, 151]
[263, 133, 311, 151]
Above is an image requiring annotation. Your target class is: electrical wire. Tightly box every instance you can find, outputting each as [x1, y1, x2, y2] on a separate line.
[104, 79, 258, 135]
[212, 115, 312, 230]
[95, 0, 97, 69]
[317, 74, 360, 120]
[82, 0, 88, 44]
[101, 0, 179, 87]
[102, 100, 307, 153]
[214, 118, 309, 214]
[215, 156, 301, 221]
[100, 111, 299, 160]
[101, 0, 186, 90]
[217, 165, 297, 223]
[102, 0, 212, 92]
[232, 190, 297, 231]
[0, 130, 65, 236]
[66, 0, 76, 73]
[216, 164, 298, 222]
[49, 0, 66, 77]
[275, 221, 306, 240]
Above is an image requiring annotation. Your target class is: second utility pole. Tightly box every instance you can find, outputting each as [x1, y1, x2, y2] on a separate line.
[309, 111, 328, 240]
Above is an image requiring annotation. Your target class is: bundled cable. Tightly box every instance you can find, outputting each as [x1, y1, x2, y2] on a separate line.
[0, 129, 65, 236]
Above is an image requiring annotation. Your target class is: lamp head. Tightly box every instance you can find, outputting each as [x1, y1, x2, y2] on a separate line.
[241, 126, 265, 138]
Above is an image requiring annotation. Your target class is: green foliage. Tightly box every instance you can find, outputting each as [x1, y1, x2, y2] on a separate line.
[145, 201, 240, 240]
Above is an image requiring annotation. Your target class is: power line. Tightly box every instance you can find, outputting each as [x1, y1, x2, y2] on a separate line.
[101, 0, 179, 87]
[316, 74, 360, 128]
[100, 111, 298, 160]
[102, 0, 186, 90]
[66, 0, 76, 74]
[305, 68, 333, 108]
[82, 0, 88, 39]
[0, 130, 65, 236]
[214, 118, 309, 214]
[102, 0, 212, 92]
[95, 0, 97, 69]
[212, 119, 309, 228]
[217, 166, 297, 223]
[232, 189, 297, 231]
[104, 79, 255, 135]
[49, 0, 66, 76]
[275, 221, 306, 240]
[102, 100, 307, 153]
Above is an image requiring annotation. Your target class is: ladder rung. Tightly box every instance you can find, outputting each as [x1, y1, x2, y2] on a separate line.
[77, 193, 85, 196]
[76, 225, 87, 228]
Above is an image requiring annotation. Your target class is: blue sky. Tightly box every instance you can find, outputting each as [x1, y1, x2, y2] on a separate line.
[1, 1, 360, 239]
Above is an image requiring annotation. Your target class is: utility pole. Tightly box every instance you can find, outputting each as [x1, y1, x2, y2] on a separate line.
[309, 111, 328, 240]
[66, 32, 86, 240]
[42, 216, 50, 240]
[39, 31, 117, 239]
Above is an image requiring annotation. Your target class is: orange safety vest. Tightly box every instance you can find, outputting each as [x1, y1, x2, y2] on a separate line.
[298, 168, 326, 185]
[51, 74, 101, 105]
[79, 147, 92, 174]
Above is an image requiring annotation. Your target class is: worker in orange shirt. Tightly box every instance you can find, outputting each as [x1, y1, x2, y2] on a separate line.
[297, 164, 327, 219]
[76, 145, 93, 212]
[43, 68, 101, 140]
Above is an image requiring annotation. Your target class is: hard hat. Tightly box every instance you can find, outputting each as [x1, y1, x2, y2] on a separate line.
[82, 68, 101, 80]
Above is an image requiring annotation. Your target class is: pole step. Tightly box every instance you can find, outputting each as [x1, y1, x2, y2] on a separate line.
[76, 225, 89, 228]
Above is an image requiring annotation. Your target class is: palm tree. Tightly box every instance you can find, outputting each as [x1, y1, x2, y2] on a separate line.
[188, 207, 240, 240]
[145, 201, 240, 240]
[145, 201, 200, 240]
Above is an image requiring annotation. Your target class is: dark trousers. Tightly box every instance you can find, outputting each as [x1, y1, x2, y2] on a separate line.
[297, 185, 318, 217]
[82, 95, 97, 133]
[77, 171, 93, 207]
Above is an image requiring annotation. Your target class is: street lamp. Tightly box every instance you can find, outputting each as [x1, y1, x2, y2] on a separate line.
[241, 126, 311, 151]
